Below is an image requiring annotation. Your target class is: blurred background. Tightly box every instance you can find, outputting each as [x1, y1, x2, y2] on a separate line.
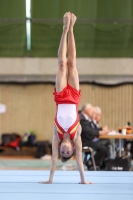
[0, 0, 133, 169]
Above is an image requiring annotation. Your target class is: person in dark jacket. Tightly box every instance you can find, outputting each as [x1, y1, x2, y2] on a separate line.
[80, 104, 110, 169]
[92, 106, 115, 159]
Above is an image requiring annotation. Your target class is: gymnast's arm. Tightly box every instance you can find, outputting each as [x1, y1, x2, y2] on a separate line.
[74, 127, 93, 184]
[39, 128, 59, 184]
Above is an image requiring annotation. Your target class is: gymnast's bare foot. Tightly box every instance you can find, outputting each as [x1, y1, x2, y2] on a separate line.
[69, 13, 77, 30]
[63, 12, 71, 31]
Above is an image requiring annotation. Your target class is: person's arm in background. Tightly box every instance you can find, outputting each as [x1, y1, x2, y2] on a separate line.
[80, 118, 109, 140]
[80, 119, 99, 138]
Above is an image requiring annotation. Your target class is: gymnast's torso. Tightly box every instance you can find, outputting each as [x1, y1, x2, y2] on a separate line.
[57, 104, 77, 132]
[53, 84, 81, 140]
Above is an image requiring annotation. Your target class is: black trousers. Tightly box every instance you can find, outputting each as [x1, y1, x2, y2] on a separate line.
[124, 139, 133, 159]
[83, 139, 110, 167]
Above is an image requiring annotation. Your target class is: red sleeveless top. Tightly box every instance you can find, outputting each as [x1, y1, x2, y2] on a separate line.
[53, 85, 81, 140]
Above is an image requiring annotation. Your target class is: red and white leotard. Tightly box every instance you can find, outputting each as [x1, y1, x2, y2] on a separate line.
[53, 84, 81, 140]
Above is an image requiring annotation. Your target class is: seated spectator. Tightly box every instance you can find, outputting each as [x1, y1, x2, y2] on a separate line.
[92, 107, 108, 130]
[80, 104, 110, 170]
[92, 106, 115, 159]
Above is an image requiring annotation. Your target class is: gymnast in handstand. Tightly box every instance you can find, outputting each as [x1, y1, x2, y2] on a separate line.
[40, 12, 92, 184]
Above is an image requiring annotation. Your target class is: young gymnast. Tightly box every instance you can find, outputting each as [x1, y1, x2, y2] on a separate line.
[40, 12, 92, 184]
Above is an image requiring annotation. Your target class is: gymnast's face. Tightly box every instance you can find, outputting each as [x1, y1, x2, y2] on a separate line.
[60, 141, 73, 158]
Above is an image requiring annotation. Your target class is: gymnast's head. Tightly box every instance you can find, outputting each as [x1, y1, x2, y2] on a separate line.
[60, 136, 75, 162]
[59, 125, 82, 162]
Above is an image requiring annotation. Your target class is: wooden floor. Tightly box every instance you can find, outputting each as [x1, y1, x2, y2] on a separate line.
[0, 170, 133, 200]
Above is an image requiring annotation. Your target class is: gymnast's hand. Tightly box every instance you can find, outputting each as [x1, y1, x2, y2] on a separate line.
[79, 181, 93, 184]
[39, 180, 52, 184]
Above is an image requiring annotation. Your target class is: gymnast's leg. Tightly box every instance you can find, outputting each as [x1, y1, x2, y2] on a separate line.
[56, 12, 71, 93]
[67, 13, 79, 91]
